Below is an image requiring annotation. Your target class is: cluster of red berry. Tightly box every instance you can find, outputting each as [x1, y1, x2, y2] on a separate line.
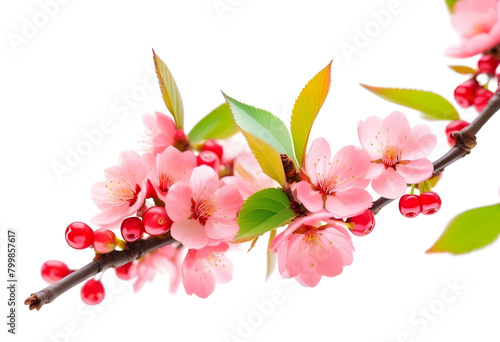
[196, 139, 224, 170]
[398, 191, 441, 218]
[454, 54, 499, 112]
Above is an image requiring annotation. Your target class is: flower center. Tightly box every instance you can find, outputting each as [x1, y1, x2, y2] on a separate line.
[105, 182, 140, 206]
[382, 146, 402, 166]
[158, 173, 175, 193]
[191, 199, 216, 225]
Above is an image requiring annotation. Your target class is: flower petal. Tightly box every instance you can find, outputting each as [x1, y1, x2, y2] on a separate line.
[324, 188, 373, 218]
[401, 125, 437, 160]
[171, 220, 209, 250]
[304, 137, 331, 186]
[166, 182, 193, 222]
[396, 159, 434, 184]
[371, 168, 407, 199]
[296, 181, 324, 212]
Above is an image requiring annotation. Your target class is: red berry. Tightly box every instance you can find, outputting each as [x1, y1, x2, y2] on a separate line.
[81, 279, 105, 305]
[346, 210, 376, 236]
[202, 139, 224, 160]
[143, 206, 172, 235]
[41, 260, 73, 284]
[478, 54, 500, 75]
[399, 194, 421, 218]
[454, 79, 479, 108]
[120, 217, 144, 243]
[419, 191, 442, 215]
[65, 222, 94, 249]
[474, 87, 494, 112]
[115, 262, 135, 280]
[93, 229, 118, 254]
[197, 151, 221, 171]
[445, 120, 470, 146]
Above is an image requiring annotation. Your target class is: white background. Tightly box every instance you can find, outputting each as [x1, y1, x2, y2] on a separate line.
[2, 0, 500, 341]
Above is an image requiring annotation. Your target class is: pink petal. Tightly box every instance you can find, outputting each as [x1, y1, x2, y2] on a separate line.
[171, 220, 209, 249]
[401, 125, 437, 160]
[296, 181, 324, 212]
[357, 115, 384, 160]
[365, 163, 385, 179]
[304, 137, 331, 185]
[396, 159, 434, 184]
[165, 182, 193, 222]
[189, 166, 220, 202]
[371, 168, 407, 199]
[204, 219, 239, 241]
[155, 112, 177, 134]
[91, 205, 129, 227]
[182, 250, 216, 298]
[211, 185, 243, 220]
[380, 111, 411, 150]
[326, 146, 370, 192]
[324, 188, 373, 218]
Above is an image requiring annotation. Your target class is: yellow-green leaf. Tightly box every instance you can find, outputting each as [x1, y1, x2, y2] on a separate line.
[266, 229, 277, 281]
[427, 204, 500, 254]
[241, 130, 286, 187]
[361, 84, 459, 121]
[291, 61, 332, 166]
[152, 49, 184, 129]
[445, 0, 459, 12]
[449, 65, 476, 75]
[188, 103, 238, 142]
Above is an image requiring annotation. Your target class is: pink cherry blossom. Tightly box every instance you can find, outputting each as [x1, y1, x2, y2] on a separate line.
[270, 210, 354, 287]
[143, 146, 197, 202]
[142, 112, 177, 155]
[445, 0, 500, 58]
[126, 245, 183, 293]
[222, 152, 278, 200]
[182, 243, 232, 298]
[91, 151, 148, 228]
[295, 138, 373, 218]
[358, 111, 437, 199]
[166, 166, 243, 249]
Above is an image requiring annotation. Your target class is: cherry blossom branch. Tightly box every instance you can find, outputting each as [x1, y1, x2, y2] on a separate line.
[371, 92, 500, 214]
[25, 234, 175, 311]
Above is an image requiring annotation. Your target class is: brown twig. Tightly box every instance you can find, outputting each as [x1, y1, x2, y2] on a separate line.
[25, 233, 175, 311]
[371, 92, 500, 214]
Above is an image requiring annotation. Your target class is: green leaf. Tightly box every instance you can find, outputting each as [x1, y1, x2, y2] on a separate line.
[291, 61, 332, 166]
[236, 188, 295, 240]
[427, 204, 500, 254]
[188, 103, 238, 142]
[449, 65, 476, 75]
[152, 49, 184, 129]
[361, 84, 459, 121]
[445, 0, 459, 12]
[223, 94, 296, 166]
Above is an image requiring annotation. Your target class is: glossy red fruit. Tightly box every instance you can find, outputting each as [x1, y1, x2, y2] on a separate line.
[115, 262, 135, 280]
[93, 229, 118, 254]
[143, 206, 172, 235]
[445, 120, 470, 146]
[41, 260, 73, 284]
[454, 79, 479, 108]
[346, 210, 376, 236]
[478, 54, 500, 75]
[419, 191, 442, 215]
[202, 139, 224, 159]
[81, 279, 105, 305]
[474, 88, 494, 112]
[120, 217, 144, 243]
[399, 194, 421, 218]
[197, 151, 221, 171]
[65, 222, 94, 249]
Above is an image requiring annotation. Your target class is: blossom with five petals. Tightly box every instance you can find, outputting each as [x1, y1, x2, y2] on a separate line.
[91, 151, 148, 228]
[270, 210, 354, 287]
[445, 0, 500, 58]
[295, 138, 372, 218]
[166, 166, 243, 249]
[357, 111, 437, 199]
